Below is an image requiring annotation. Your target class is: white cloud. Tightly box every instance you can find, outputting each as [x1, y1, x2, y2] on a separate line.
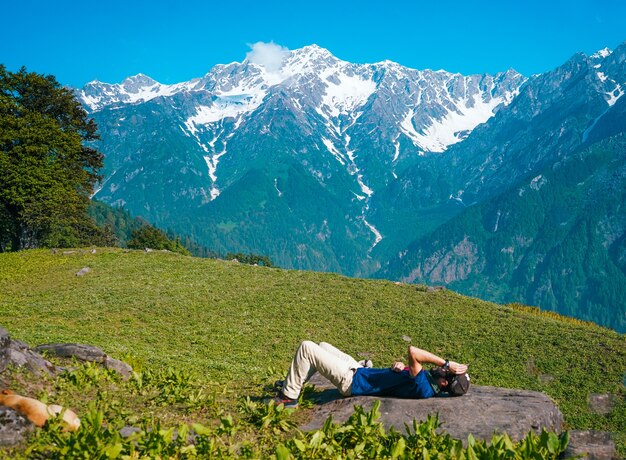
[245, 41, 289, 73]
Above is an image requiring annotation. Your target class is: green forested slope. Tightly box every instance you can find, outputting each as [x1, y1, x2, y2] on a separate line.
[381, 134, 626, 332]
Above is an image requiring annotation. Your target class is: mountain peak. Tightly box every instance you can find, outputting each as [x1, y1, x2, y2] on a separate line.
[121, 73, 159, 90]
[296, 44, 333, 55]
[277, 44, 342, 77]
[289, 44, 338, 64]
[590, 47, 612, 60]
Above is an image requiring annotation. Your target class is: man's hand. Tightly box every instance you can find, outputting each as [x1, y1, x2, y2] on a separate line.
[447, 361, 468, 374]
[391, 361, 405, 372]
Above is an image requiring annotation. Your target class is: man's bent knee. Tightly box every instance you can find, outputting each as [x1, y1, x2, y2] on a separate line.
[298, 340, 318, 358]
[300, 340, 316, 351]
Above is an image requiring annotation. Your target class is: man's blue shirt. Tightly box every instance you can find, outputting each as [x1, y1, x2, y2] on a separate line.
[351, 368, 436, 399]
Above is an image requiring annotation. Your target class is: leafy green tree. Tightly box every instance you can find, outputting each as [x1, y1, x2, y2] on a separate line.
[127, 225, 190, 256]
[0, 65, 104, 251]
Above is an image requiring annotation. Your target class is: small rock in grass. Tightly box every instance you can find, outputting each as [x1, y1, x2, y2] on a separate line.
[104, 357, 133, 380]
[401, 335, 412, 342]
[76, 267, 91, 277]
[120, 426, 141, 438]
[588, 393, 616, 415]
[90, 249, 97, 254]
[565, 430, 616, 459]
[144, 248, 153, 253]
[538, 374, 555, 384]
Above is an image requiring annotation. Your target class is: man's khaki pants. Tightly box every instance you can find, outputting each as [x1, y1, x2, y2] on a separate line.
[282, 341, 361, 399]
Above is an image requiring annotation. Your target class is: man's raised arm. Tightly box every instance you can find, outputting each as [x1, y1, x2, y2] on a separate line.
[407, 345, 468, 377]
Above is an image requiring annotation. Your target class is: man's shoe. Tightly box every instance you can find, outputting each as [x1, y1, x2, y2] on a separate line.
[358, 359, 373, 368]
[273, 379, 285, 391]
[273, 391, 298, 408]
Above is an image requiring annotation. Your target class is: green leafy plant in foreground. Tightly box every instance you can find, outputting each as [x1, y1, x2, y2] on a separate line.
[58, 361, 120, 391]
[15, 398, 570, 460]
[5, 363, 571, 459]
[240, 397, 296, 434]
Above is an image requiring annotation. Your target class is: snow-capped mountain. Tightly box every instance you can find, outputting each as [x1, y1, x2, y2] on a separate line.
[78, 45, 524, 254]
[77, 42, 626, 331]
[80, 45, 523, 156]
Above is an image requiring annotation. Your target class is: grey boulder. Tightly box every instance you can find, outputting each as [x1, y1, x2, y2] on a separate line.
[301, 374, 563, 443]
[0, 407, 35, 446]
[0, 327, 55, 375]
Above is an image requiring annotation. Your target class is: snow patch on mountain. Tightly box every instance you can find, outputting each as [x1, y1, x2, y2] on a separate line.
[186, 94, 261, 129]
[530, 174, 547, 191]
[203, 152, 227, 200]
[361, 215, 383, 252]
[321, 137, 346, 165]
[392, 137, 401, 162]
[274, 178, 283, 197]
[591, 47, 612, 60]
[406, 93, 508, 153]
[320, 72, 377, 118]
[606, 83, 624, 106]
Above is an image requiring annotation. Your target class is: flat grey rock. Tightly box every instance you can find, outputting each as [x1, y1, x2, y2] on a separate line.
[34, 343, 107, 362]
[301, 374, 563, 443]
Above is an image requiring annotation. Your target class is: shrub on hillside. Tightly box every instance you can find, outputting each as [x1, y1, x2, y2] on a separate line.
[226, 252, 273, 267]
[127, 225, 190, 255]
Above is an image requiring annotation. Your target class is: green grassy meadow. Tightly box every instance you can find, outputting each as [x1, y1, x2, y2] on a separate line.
[0, 248, 624, 456]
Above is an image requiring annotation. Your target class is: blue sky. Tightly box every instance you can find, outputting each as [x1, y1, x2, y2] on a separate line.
[2, 0, 624, 88]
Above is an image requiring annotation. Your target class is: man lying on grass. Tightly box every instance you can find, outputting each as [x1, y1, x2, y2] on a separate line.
[274, 341, 469, 408]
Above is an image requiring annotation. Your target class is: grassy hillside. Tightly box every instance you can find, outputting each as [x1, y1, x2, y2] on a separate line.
[0, 249, 624, 456]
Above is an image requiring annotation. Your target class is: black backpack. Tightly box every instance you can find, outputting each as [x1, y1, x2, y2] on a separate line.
[447, 372, 470, 396]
